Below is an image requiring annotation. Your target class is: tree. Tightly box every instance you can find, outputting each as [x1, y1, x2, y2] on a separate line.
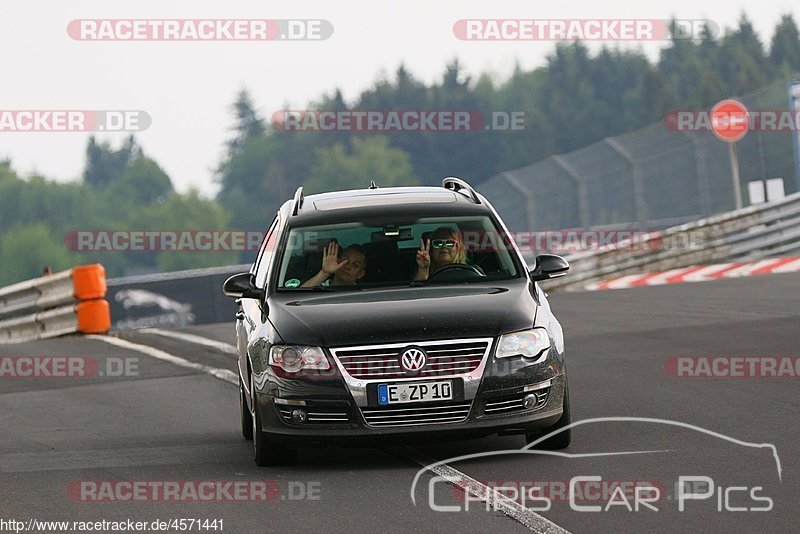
[717, 14, 770, 94]
[217, 89, 326, 233]
[106, 156, 173, 205]
[226, 89, 266, 158]
[540, 42, 603, 150]
[770, 14, 800, 70]
[83, 135, 140, 188]
[218, 134, 289, 232]
[0, 223, 78, 286]
[127, 190, 238, 272]
[356, 64, 435, 181]
[305, 137, 418, 194]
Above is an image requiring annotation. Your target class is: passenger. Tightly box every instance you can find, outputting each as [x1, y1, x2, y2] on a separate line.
[414, 227, 471, 281]
[301, 241, 367, 287]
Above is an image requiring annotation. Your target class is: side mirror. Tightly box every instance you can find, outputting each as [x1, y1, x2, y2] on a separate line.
[529, 254, 569, 282]
[223, 272, 265, 300]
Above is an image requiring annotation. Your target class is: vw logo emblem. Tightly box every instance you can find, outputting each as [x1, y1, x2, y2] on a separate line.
[400, 347, 427, 374]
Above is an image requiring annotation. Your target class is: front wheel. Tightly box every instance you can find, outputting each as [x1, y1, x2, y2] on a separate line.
[526, 380, 571, 450]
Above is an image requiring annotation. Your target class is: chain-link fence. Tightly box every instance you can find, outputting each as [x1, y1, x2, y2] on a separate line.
[481, 78, 799, 232]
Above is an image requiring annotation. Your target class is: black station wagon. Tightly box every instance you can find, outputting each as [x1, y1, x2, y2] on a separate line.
[224, 178, 571, 465]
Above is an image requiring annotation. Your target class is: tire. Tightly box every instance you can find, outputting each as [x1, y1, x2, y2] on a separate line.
[240, 375, 253, 441]
[526, 380, 571, 450]
[251, 377, 298, 466]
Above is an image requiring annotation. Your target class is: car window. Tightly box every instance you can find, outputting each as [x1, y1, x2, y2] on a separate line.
[275, 215, 522, 290]
[254, 215, 280, 288]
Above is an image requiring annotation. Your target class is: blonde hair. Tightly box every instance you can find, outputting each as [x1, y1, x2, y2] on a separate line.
[430, 227, 467, 266]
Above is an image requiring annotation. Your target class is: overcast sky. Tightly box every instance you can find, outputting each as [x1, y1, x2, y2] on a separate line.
[1, 0, 798, 197]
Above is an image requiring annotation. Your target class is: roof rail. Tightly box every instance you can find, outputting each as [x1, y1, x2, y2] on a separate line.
[442, 177, 480, 204]
[291, 186, 304, 216]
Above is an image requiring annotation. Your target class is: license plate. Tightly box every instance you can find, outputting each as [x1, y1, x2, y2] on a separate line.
[378, 381, 452, 405]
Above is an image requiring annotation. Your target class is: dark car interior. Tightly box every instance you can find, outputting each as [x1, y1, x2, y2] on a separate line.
[281, 225, 511, 288]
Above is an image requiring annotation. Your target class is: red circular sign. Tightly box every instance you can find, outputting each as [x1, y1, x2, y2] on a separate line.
[710, 99, 749, 142]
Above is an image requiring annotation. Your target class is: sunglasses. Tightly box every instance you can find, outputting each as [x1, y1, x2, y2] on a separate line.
[431, 239, 457, 249]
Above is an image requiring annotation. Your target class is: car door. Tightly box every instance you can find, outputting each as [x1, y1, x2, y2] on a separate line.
[237, 214, 280, 395]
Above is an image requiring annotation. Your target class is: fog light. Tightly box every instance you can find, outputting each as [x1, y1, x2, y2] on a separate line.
[291, 409, 308, 423]
[523, 394, 537, 409]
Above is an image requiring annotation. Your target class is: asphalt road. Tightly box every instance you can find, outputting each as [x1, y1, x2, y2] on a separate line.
[1, 273, 798, 533]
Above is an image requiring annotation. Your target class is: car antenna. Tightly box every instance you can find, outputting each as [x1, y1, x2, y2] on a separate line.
[369, 180, 379, 189]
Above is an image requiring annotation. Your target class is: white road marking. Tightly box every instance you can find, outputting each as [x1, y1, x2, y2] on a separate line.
[681, 262, 737, 282]
[642, 267, 695, 286]
[721, 258, 778, 278]
[139, 328, 238, 356]
[88, 335, 238, 385]
[603, 274, 644, 290]
[773, 257, 800, 273]
[404, 448, 571, 534]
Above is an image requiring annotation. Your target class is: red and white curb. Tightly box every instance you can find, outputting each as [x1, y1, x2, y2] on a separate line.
[585, 256, 800, 291]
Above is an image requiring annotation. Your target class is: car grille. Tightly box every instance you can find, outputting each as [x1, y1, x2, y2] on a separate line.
[332, 340, 489, 380]
[276, 405, 350, 424]
[484, 387, 550, 415]
[360, 401, 472, 427]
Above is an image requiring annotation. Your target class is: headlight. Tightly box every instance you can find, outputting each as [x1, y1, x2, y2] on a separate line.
[496, 328, 551, 359]
[269, 345, 330, 373]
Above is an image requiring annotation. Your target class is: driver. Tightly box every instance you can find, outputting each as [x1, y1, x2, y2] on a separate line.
[414, 227, 476, 281]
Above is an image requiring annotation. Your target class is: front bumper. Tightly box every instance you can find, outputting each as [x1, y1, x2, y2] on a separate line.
[252, 341, 567, 444]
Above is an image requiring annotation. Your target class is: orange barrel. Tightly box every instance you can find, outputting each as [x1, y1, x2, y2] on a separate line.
[76, 299, 111, 334]
[72, 264, 107, 300]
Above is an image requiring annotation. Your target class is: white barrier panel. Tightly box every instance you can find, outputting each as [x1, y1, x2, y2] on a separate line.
[0, 265, 110, 344]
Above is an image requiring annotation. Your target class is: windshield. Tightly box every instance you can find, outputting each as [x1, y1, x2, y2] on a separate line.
[275, 216, 522, 291]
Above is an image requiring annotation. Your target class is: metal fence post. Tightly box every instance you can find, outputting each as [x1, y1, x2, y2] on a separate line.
[499, 172, 537, 230]
[552, 155, 590, 228]
[604, 138, 647, 228]
[682, 131, 712, 217]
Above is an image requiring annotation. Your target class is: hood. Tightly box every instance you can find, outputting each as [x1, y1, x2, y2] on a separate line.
[267, 279, 537, 347]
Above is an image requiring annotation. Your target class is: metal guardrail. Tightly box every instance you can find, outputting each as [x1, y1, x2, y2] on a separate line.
[541, 192, 800, 291]
[0, 264, 111, 343]
[0, 270, 73, 320]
